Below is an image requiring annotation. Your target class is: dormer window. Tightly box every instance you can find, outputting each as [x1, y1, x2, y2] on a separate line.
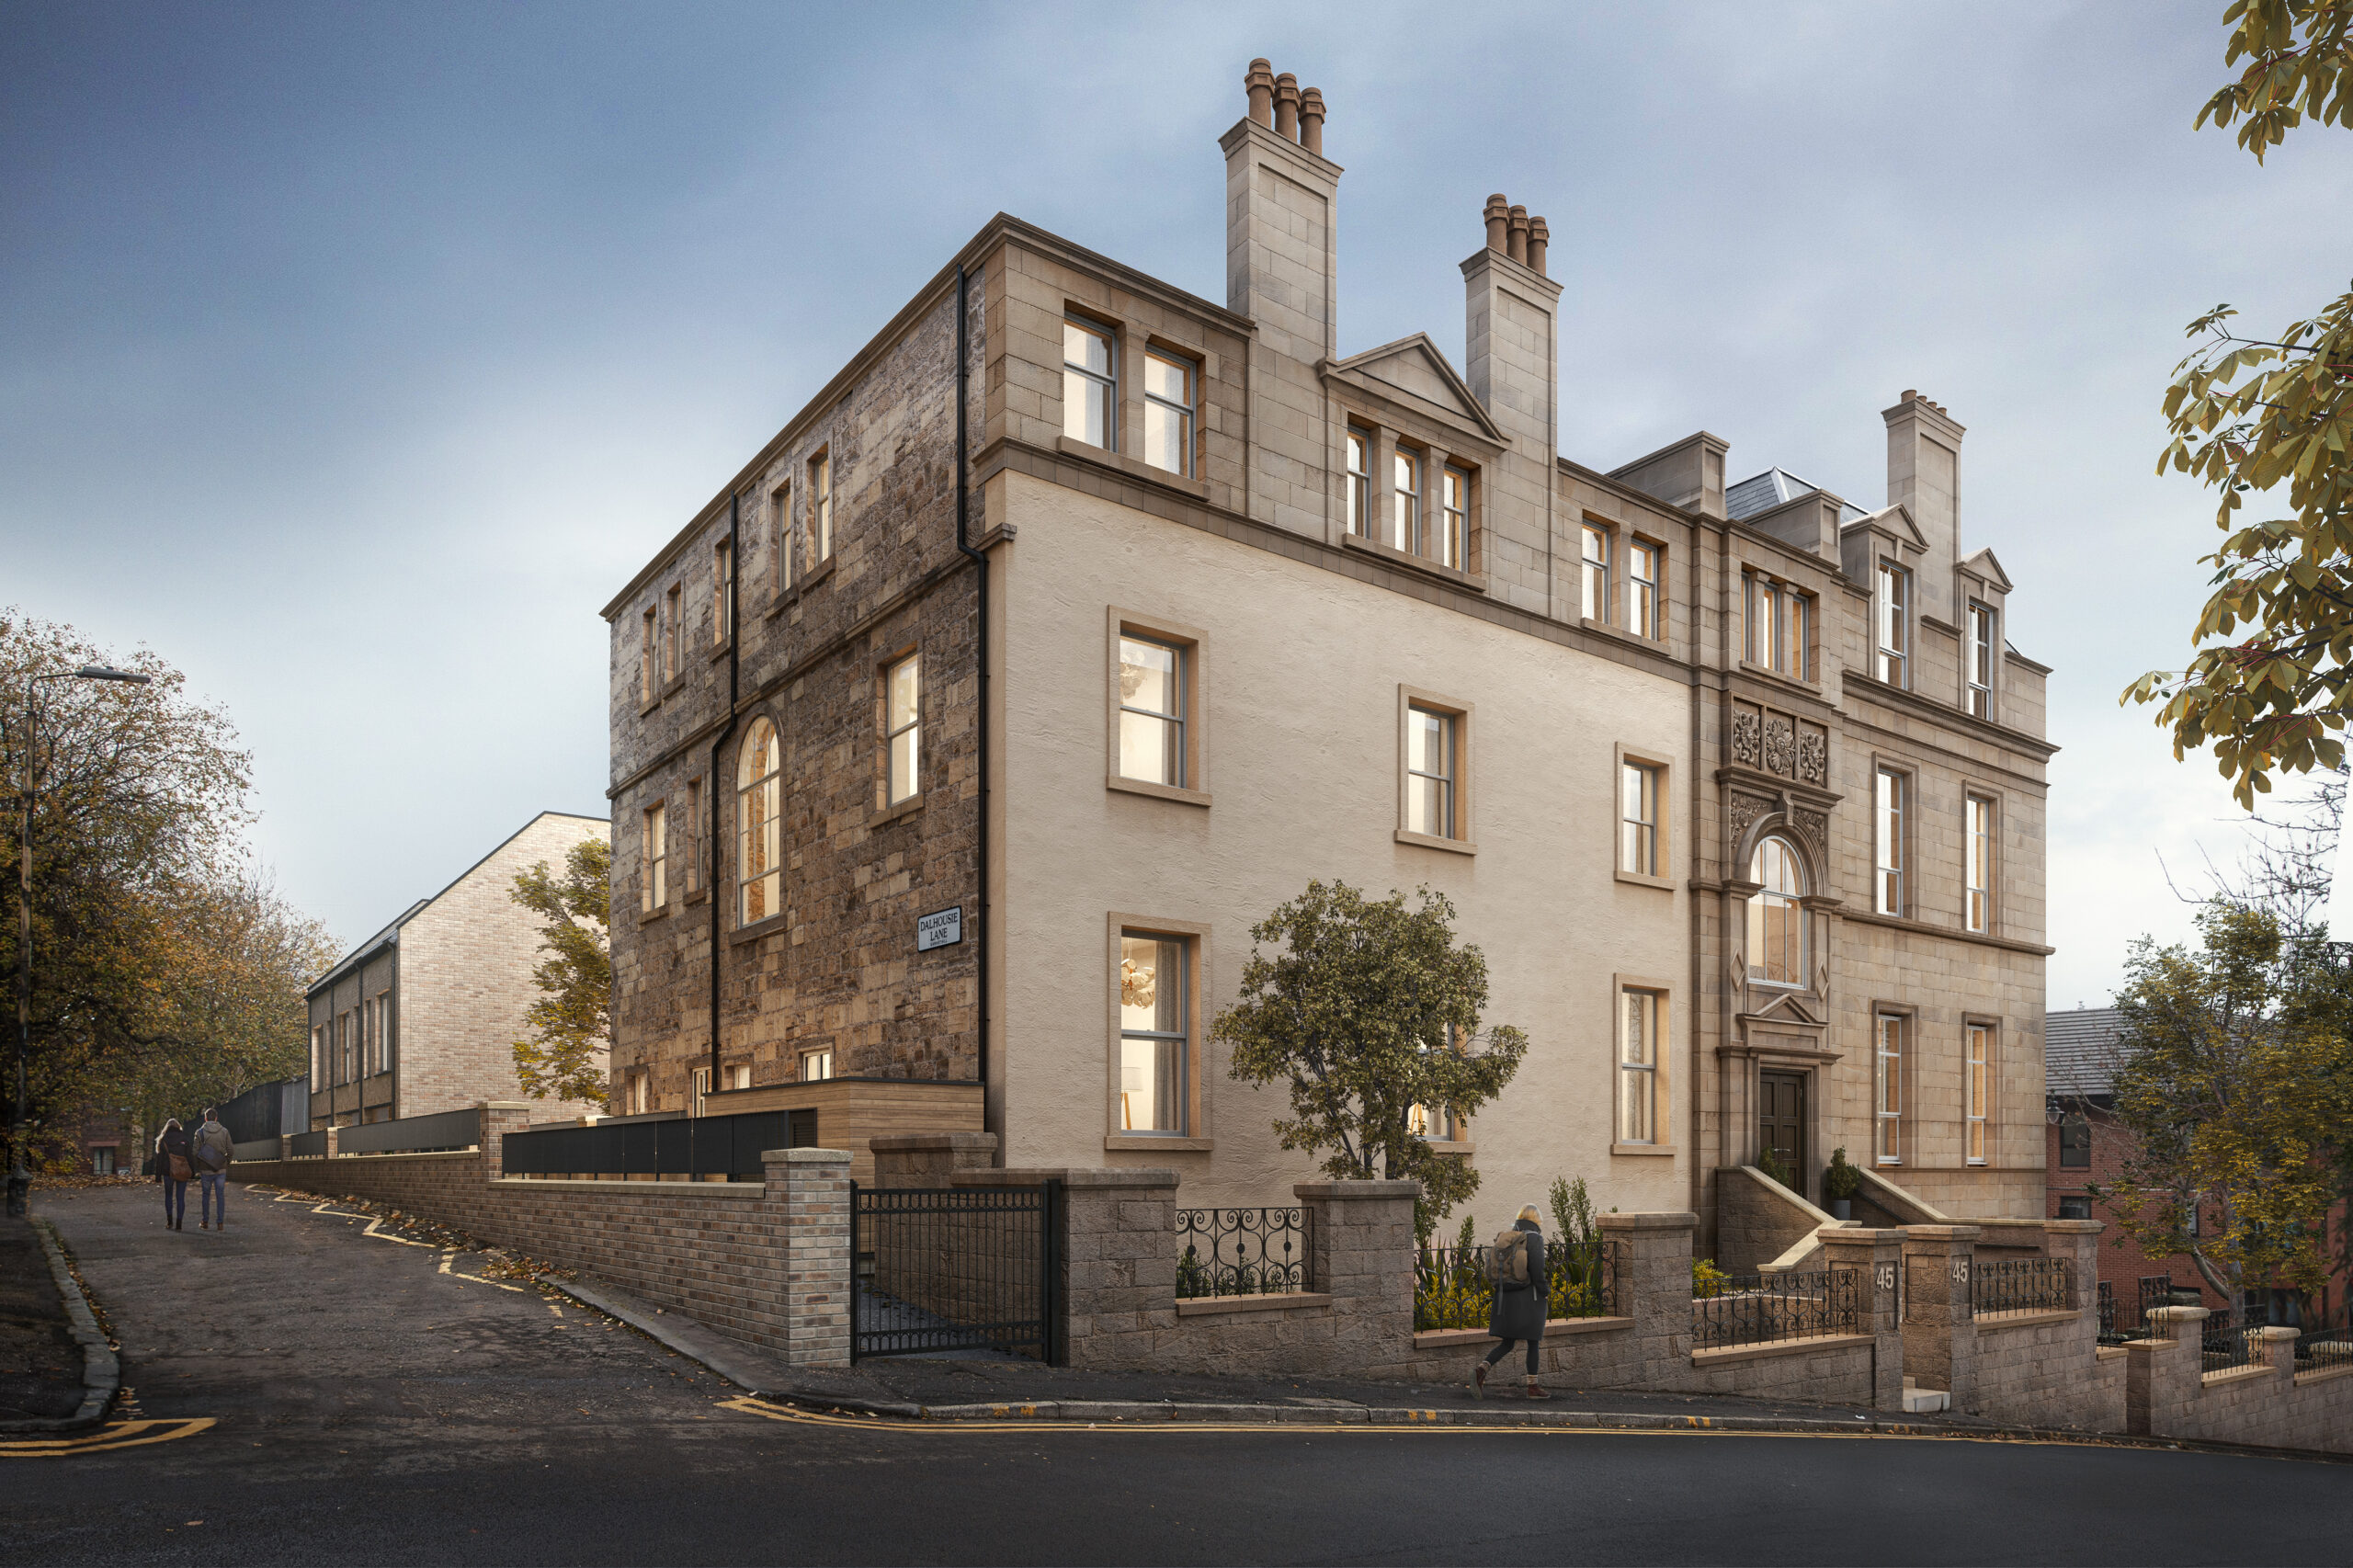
[1875, 562, 1910, 687]
[1967, 601, 1996, 719]
[1345, 426, 1372, 536]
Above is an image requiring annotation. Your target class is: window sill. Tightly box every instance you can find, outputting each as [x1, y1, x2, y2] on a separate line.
[1420, 1138, 1474, 1156]
[1610, 1142, 1677, 1158]
[1614, 868, 1675, 892]
[1107, 775, 1211, 808]
[1104, 1135, 1213, 1152]
[639, 694, 661, 717]
[1580, 616, 1660, 647]
[1839, 908, 2055, 957]
[1395, 828, 1476, 857]
[764, 554, 837, 618]
[1339, 528, 1486, 594]
[637, 906, 669, 926]
[870, 792, 925, 830]
[1734, 660, 1820, 696]
[730, 912, 790, 947]
[709, 638, 732, 665]
[684, 887, 710, 906]
[1055, 435, 1211, 501]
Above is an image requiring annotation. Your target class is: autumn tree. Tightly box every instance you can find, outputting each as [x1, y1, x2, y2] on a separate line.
[509, 836, 612, 1104]
[2122, 0, 2353, 804]
[1, 610, 332, 1187]
[1211, 881, 1528, 1237]
[2093, 903, 2353, 1306]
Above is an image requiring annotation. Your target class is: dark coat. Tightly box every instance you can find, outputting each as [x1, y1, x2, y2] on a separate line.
[1487, 1217, 1548, 1341]
[154, 1124, 190, 1183]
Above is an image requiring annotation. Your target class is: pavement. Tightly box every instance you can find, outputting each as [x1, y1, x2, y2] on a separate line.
[0, 1212, 81, 1424]
[6, 1180, 2351, 1566]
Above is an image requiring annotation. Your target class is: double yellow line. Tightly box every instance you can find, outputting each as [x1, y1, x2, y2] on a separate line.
[0, 1418, 215, 1458]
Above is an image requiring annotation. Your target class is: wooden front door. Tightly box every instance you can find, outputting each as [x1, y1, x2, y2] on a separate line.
[1758, 1071, 1807, 1196]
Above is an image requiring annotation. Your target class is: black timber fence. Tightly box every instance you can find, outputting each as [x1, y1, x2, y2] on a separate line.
[502, 1108, 820, 1180]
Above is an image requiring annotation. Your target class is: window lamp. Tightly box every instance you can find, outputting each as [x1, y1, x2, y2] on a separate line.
[1629, 540, 1660, 639]
[1874, 768, 1906, 916]
[1118, 932, 1189, 1134]
[1581, 525, 1610, 622]
[1063, 319, 1116, 450]
[1391, 447, 1421, 554]
[1620, 760, 1660, 877]
[642, 801, 667, 913]
[1439, 466, 1470, 571]
[1405, 704, 1457, 839]
[1619, 988, 1661, 1144]
[1967, 602, 1996, 719]
[738, 718, 781, 926]
[1965, 794, 1995, 933]
[885, 653, 920, 805]
[1142, 349, 1193, 476]
[1966, 1024, 1990, 1165]
[1745, 836, 1807, 986]
[1875, 563, 1910, 686]
[1875, 1012, 1905, 1164]
[1344, 426, 1372, 537]
[1117, 636, 1185, 787]
[810, 454, 833, 564]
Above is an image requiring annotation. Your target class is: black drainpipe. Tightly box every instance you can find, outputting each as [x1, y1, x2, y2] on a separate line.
[953, 263, 988, 1096]
[709, 492, 741, 1104]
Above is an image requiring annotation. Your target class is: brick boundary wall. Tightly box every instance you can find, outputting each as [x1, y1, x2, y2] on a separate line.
[232, 1105, 850, 1368]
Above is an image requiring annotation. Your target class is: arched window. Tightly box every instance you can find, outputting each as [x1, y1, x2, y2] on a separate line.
[1746, 835, 1808, 986]
[737, 718, 781, 926]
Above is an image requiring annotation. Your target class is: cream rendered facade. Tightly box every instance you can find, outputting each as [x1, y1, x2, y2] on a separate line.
[600, 59, 2051, 1250]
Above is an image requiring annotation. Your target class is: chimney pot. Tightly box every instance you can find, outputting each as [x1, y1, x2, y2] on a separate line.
[1246, 60, 1275, 126]
[1483, 194, 1510, 253]
[1902, 388, 1917, 403]
[1299, 87, 1325, 155]
[1527, 216, 1549, 277]
[1274, 73, 1301, 139]
[1507, 205, 1529, 267]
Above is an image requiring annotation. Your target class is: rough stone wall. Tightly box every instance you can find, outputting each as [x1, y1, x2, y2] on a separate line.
[1971, 1315, 2124, 1432]
[396, 813, 610, 1122]
[608, 280, 983, 1113]
[2129, 1308, 2353, 1455]
[1713, 1165, 1827, 1274]
[229, 1116, 847, 1367]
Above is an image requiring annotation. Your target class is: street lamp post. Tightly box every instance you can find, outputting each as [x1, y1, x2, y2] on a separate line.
[9, 664, 152, 1219]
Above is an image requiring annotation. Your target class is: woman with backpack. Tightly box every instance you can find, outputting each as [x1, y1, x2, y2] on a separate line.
[1473, 1204, 1550, 1400]
[153, 1118, 193, 1231]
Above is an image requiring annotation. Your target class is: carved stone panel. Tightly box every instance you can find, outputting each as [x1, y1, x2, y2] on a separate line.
[1731, 701, 1763, 770]
[1726, 790, 1773, 858]
[1763, 713, 1795, 778]
[1792, 806, 1829, 864]
[1798, 722, 1829, 786]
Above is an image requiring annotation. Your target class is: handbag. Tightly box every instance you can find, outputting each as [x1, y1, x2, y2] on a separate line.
[166, 1152, 193, 1183]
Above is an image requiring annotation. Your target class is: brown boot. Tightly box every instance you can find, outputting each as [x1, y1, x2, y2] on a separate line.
[1472, 1361, 1488, 1399]
[1524, 1381, 1552, 1400]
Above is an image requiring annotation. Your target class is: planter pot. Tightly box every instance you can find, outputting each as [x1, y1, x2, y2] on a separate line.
[1829, 1199, 1852, 1221]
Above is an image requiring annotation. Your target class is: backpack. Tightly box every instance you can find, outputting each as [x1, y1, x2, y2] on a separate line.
[1485, 1230, 1530, 1289]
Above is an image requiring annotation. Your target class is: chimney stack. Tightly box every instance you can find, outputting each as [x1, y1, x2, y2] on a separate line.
[1299, 87, 1325, 155]
[1246, 59, 1274, 126]
[1273, 73, 1301, 138]
[1463, 191, 1563, 617]
[1882, 390, 1967, 623]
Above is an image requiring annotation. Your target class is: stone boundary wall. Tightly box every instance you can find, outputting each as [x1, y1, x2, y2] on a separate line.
[231, 1104, 850, 1368]
[1713, 1165, 1832, 1275]
[2129, 1308, 2353, 1454]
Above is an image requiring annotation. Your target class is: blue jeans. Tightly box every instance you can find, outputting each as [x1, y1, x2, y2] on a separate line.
[200, 1171, 226, 1225]
[162, 1179, 187, 1224]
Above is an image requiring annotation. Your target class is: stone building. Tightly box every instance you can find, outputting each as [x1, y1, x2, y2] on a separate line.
[601, 61, 2051, 1244]
[305, 812, 609, 1130]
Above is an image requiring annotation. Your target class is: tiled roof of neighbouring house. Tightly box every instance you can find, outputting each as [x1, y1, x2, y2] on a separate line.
[2045, 1006, 2124, 1098]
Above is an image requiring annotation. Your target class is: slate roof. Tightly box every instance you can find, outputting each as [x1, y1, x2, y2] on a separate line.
[2045, 1006, 2124, 1098]
[1724, 467, 1870, 526]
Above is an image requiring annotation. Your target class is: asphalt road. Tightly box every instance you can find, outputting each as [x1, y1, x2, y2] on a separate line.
[6, 1182, 2348, 1567]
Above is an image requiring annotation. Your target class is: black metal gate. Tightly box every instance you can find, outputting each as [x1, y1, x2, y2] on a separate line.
[849, 1181, 1060, 1363]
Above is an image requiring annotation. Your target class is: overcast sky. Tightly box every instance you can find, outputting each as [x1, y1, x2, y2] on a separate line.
[6, 2, 2347, 1006]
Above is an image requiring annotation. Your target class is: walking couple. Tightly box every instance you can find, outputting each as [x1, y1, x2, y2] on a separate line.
[153, 1110, 233, 1232]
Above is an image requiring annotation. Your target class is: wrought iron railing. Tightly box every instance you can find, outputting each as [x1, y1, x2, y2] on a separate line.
[1691, 1267, 1858, 1349]
[1972, 1257, 2073, 1318]
[2096, 1275, 2180, 1346]
[2293, 1312, 2353, 1377]
[1175, 1207, 1313, 1298]
[1413, 1237, 1617, 1331]
[2202, 1312, 2262, 1376]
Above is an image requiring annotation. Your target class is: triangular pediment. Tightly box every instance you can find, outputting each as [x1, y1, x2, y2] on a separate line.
[1961, 545, 2014, 593]
[1746, 992, 1824, 1028]
[1841, 502, 1927, 552]
[1322, 334, 1506, 445]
